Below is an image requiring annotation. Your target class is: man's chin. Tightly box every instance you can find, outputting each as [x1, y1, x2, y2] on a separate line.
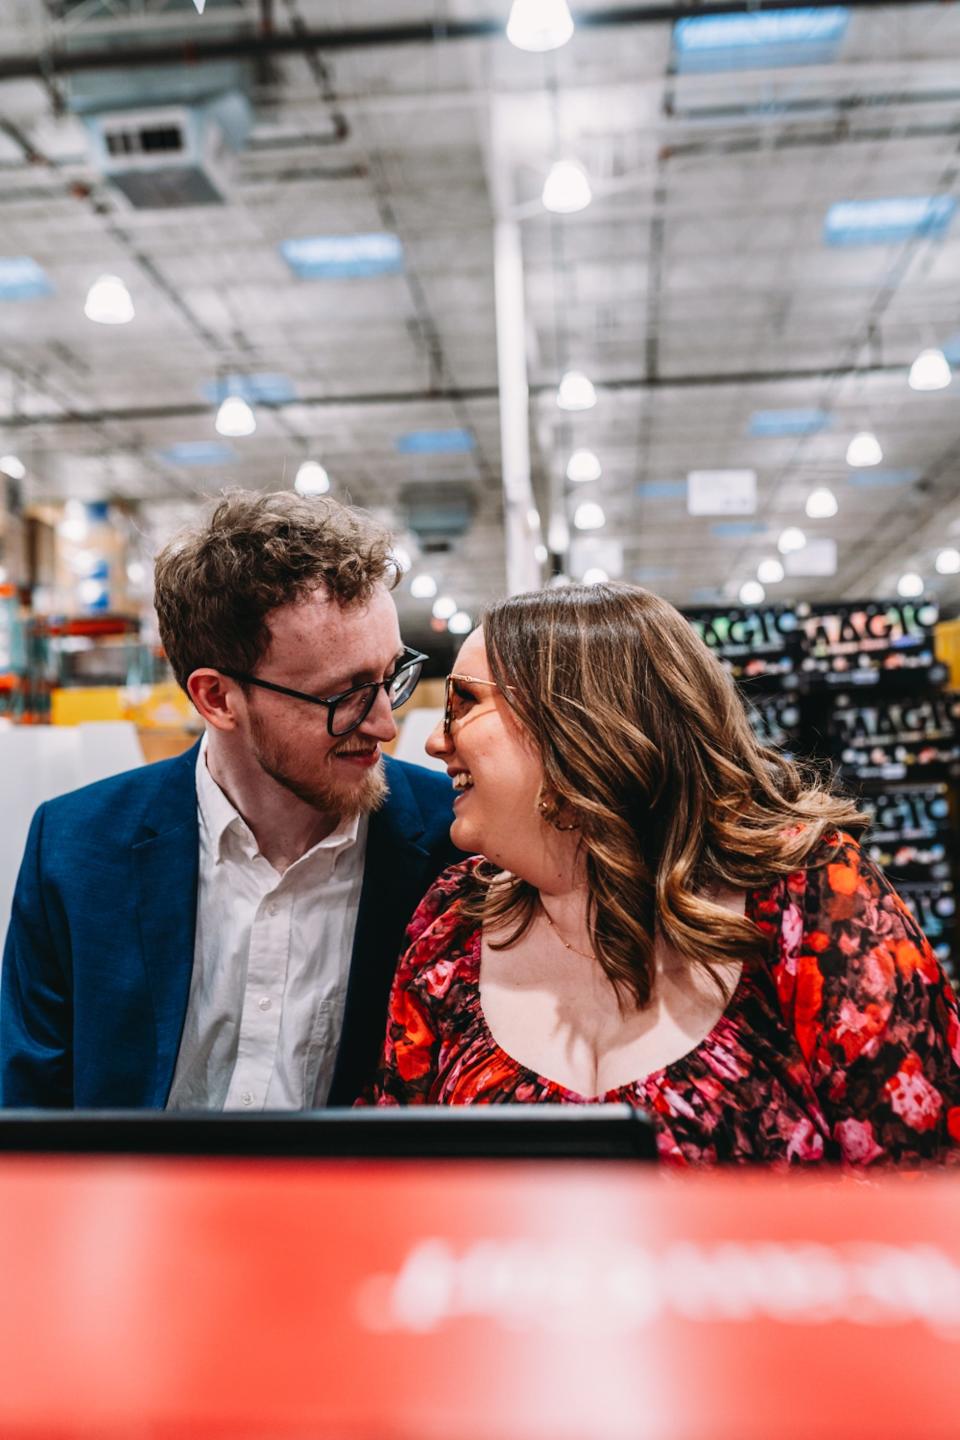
[260, 757, 388, 817]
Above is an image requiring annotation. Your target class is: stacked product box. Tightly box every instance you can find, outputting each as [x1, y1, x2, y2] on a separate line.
[684, 598, 959, 985]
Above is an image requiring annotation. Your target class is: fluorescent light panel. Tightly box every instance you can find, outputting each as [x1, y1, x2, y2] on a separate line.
[748, 409, 828, 437]
[280, 233, 404, 279]
[824, 196, 956, 246]
[0, 257, 53, 301]
[709, 520, 766, 538]
[845, 468, 918, 488]
[673, 7, 848, 72]
[156, 442, 237, 466]
[395, 429, 475, 454]
[634, 480, 686, 500]
[201, 373, 296, 405]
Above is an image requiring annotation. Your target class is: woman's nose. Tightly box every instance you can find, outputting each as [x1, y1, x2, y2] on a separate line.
[425, 714, 451, 759]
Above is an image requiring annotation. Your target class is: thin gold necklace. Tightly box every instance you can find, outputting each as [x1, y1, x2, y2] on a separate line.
[540, 899, 595, 962]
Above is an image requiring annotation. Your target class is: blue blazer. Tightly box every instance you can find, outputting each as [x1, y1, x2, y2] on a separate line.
[0, 744, 460, 1109]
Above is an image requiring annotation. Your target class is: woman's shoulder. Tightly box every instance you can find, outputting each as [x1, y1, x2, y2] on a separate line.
[749, 830, 878, 959]
[765, 828, 869, 903]
[403, 855, 487, 949]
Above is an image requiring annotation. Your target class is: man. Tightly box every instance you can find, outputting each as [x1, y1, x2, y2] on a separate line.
[1, 490, 460, 1108]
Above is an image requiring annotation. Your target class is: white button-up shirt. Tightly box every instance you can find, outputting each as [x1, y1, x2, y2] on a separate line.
[166, 742, 368, 1111]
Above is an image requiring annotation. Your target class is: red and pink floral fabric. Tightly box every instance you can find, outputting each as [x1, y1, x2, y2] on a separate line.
[362, 835, 960, 1165]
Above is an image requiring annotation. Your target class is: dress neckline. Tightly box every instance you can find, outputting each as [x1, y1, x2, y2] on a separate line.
[468, 920, 756, 1104]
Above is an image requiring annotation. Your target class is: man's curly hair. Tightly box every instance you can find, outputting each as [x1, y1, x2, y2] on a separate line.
[153, 489, 397, 691]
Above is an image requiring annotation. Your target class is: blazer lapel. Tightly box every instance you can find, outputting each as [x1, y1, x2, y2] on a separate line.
[132, 744, 200, 1106]
[328, 764, 433, 1105]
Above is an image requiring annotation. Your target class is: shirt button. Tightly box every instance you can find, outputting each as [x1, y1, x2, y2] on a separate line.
[258, 996, 272, 1011]
[268, 902, 279, 917]
[241, 1091, 254, 1107]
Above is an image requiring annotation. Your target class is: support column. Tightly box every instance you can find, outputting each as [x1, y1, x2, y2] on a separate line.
[493, 216, 542, 597]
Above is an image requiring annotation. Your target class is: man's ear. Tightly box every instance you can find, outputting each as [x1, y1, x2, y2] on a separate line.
[187, 669, 242, 732]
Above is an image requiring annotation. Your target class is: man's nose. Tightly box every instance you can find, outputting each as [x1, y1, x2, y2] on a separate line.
[359, 686, 399, 743]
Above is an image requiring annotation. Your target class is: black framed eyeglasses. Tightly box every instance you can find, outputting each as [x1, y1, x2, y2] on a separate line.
[222, 647, 428, 737]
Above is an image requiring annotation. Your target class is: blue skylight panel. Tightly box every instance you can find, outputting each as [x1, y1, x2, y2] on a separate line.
[674, 7, 848, 72]
[845, 468, 919, 488]
[709, 521, 767, 538]
[632, 565, 678, 583]
[156, 441, 238, 467]
[748, 409, 829, 437]
[824, 196, 956, 246]
[634, 480, 686, 500]
[200, 373, 297, 406]
[280, 233, 404, 280]
[395, 429, 475, 454]
[942, 333, 960, 366]
[0, 257, 53, 301]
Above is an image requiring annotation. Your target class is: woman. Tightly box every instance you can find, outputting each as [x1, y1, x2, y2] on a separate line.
[364, 583, 960, 1165]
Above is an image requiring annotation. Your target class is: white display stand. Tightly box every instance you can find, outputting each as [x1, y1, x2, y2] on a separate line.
[392, 707, 446, 772]
[0, 722, 144, 946]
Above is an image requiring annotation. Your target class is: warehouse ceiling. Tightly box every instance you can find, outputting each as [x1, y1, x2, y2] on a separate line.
[2, 0, 960, 639]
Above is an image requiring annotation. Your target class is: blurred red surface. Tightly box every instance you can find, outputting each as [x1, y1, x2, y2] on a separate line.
[0, 1156, 956, 1438]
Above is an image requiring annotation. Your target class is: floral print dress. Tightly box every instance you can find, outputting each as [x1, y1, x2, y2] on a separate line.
[362, 835, 960, 1165]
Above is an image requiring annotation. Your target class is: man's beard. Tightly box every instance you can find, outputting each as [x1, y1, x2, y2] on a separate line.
[249, 712, 388, 818]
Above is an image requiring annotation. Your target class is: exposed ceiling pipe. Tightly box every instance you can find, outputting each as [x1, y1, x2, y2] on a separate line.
[0, 0, 942, 82]
[0, 356, 926, 432]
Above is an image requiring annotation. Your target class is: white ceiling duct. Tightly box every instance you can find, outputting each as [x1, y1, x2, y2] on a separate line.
[82, 93, 251, 208]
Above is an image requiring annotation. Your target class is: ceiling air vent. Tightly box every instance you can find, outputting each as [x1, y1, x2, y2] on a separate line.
[401, 484, 476, 554]
[84, 97, 249, 208]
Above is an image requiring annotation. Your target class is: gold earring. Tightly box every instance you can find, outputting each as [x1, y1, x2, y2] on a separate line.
[537, 794, 578, 832]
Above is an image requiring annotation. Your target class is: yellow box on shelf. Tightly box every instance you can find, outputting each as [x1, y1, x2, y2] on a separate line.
[51, 682, 195, 729]
[935, 619, 960, 691]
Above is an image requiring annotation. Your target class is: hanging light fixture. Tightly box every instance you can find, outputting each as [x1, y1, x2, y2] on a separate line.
[757, 557, 784, 584]
[410, 573, 438, 599]
[557, 370, 596, 411]
[84, 274, 135, 325]
[805, 487, 839, 519]
[908, 348, 951, 392]
[936, 548, 960, 575]
[215, 395, 256, 437]
[0, 454, 25, 480]
[897, 571, 924, 598]
[506, 0, 574, 52]
[542, 160, 592, 215]
[294, 460, 330, 495]
[739, 580, 765, 605]
[777, 527, 806, 555]
[566, 449, 602, 483]
[192, 0, 207, 12]
[547, 513, 570, 552]
[573, 501, 605, 531]
[582, 568, 609, 585]
[448, 611, 473, 635]
[846, 431, 882, 467]
[432, 595, 457, 621]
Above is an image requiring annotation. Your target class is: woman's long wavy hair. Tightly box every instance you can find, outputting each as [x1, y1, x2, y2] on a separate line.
[471, 582, 867, 1008]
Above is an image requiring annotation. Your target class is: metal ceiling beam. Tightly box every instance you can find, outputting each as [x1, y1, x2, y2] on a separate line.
[0, 1, 942, 81]
[0, 357, 919, 432]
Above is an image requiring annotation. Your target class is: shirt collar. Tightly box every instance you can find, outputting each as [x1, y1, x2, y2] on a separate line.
[195, 732, 363, 866]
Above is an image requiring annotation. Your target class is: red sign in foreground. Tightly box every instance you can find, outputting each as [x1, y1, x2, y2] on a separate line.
[0, 1157, 956, 1438]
